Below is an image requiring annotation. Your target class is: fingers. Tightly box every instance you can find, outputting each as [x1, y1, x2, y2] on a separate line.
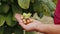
[15, 14, 22, 22]
[15, 14, 36, 31]
[15, 14, 26, 28]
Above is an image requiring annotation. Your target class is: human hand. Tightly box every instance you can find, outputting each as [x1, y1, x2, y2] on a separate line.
[15, 14, 45, 32]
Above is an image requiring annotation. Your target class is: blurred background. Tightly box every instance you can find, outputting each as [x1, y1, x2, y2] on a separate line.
[0, 0, 57, 34]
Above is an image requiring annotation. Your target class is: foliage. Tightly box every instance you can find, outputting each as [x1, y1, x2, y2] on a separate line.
[0, 0, 57, 34]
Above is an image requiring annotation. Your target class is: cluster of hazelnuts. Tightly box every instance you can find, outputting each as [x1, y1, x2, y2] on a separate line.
[20, 13, 33, 25]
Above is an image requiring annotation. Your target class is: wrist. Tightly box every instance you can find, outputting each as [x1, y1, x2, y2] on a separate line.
[35, 24, 48, 33]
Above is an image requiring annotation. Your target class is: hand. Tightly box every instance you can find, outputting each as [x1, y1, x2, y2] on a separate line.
[15, 14, 45, 32]
[15, 14, 60, 34]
